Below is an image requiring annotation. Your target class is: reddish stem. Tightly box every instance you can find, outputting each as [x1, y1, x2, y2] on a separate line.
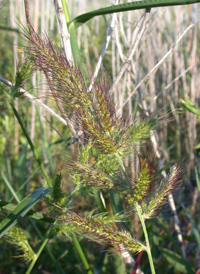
[130, 249, 145, 274]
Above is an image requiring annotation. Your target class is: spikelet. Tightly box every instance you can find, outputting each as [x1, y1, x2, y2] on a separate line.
[67, 161, 114, 189]
[127, 158, 153, 205]
[5, 226, 35, 263]
[49, 173, 66, 206]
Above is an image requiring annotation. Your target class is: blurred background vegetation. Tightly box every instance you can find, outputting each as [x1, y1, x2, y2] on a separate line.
[0, 0, 200, 273]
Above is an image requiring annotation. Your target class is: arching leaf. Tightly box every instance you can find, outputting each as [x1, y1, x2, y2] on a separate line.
[0, 187, 49, 238]
[69, 0, 200, 28]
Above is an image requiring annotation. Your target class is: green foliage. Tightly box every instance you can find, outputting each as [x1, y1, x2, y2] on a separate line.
[160, 248, 194, 273]
[0, 187, 49, 238]
[180, 98, 200, 119]
[0, 32, 14, 80]
[13, 61, 33, 97]
[195, 166, 200, 192]
[180, 98, 200, 149]
[182, 204, 200, 250]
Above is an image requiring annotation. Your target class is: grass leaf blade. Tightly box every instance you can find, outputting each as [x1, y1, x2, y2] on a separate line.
[0, 187, 49, 238]
[70, 0, 200, 28]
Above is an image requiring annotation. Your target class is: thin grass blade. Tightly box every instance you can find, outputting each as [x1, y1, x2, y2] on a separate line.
[182, 204, 200, 249]
[180, 98, 200, 117]
[70, 0, 200, 28]
[195, 166, 200, 192]
[160, 247, 194, 273]
[0, 187, 49, 238]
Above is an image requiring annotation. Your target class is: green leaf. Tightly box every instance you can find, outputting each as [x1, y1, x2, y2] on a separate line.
[0, 24, 20, 34]
[0, 187, 49, 238]
[157, 219, 180, 253]
[180, 98, 200, 117]
[70, 0, 200, 28]
[194, 143, 200, 149]
[182, 203, 200, 249]
[161, 248, 194, 274]
[112, 253, 126, 274]
[0, 200, 54, 223]
[195, 166, 200, 192]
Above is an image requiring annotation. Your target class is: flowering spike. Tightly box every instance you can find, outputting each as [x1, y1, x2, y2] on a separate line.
[67, 161, 114, 189]
[49, 174, 65, 206]
[142, 165, 182, 219]
[127, 158, 152, 205]
[53, 207, 146, 254]
[24, 27, 159, 158]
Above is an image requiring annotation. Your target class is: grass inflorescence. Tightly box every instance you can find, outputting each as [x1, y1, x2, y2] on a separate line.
[2, 9, 184, 274]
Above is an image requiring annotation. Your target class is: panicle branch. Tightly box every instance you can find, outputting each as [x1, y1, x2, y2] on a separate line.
[53, 207, 146, 254]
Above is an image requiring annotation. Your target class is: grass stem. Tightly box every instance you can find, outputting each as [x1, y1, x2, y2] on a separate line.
[115, 153, 156, 273]
[71, 232, 93, 274]
[10, 102, 51, 187]
[26, 233, 49, 274]
[135, 203, 156, 274]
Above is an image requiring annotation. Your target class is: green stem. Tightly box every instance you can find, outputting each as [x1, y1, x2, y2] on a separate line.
[1, 171, 20, 203]
[62, 185, 93, 274]
[30, 220, 57, 262]
[10, 102, 51, 187]
[36, 105, 55, 176]
[26, 233, 49, 274]
[71, 232, 93, 274]
[114, 152, 130, 185]
[26, 224, 64, 273]
[94, 189, 107, 213]
[61, 0, 80, 66]
[65, 185, 80, 205]
[61, 0, 87, 81]
[8, 168, 40, 203]
[115, 153, 156, 273]
[135, 203, 156, 274]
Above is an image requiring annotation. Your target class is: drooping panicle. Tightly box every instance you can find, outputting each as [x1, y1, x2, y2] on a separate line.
[24, 26, 157, 158]
[53, 207, 146, 254]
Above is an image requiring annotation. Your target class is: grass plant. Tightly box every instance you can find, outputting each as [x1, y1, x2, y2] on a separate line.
[1, 0, 199, 273]
[1, 19, 182, 273]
